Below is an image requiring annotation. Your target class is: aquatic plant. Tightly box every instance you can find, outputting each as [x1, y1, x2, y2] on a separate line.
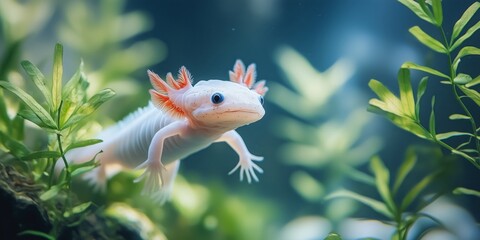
[369, 1, 480, 174]
[57, 0, 166, 89]
[327, 147, 453, 239]
[0, 1, 167, 237]
[0, 43, 115, 238]
[270, 46, 381, 223]
[0, 0, 55, 81]
[57, 0, 166, 118]
[323, 0, 480, 239]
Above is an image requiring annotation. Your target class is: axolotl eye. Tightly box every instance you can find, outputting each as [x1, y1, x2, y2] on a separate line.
[211, 92, 224, 104]
[259, 96, 264, 105]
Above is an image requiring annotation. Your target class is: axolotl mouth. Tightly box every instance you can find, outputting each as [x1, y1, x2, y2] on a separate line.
[192, 105, 265, 129]
[223, 110, 263, 120]
[216, 108, 263, 120]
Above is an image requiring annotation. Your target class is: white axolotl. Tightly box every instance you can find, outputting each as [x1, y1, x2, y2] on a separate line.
[58, 60, 268, 202]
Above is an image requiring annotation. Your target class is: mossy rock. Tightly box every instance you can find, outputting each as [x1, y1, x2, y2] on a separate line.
[0, 164, 52, 239]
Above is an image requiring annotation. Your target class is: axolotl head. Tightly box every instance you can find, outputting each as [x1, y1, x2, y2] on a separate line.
[186, 80, 265, 129]
[147, 60, 268, 131]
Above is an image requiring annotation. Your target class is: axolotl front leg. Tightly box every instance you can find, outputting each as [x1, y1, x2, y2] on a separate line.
[216, 130, 264, 183]
[135, 121, 187, 194]
[134, 123, 263, 198]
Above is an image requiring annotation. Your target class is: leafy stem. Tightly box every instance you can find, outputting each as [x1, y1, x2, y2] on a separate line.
[370, 0, 480, 168]
[452, 85, 480, 156]
[56, 100, 71, 187]
[439, 25, 480, 159]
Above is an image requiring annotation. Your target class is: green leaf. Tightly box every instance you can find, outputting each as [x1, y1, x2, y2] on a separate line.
[11, 113, 24, 140]
[20, 151, 61, 161]
[326, 189, 393, 218]
[40, 183, 65, 201]
[291, 171, 325, 202]
[431, 0, 443, 26]
[453, 73, 473, 85]
[370, 156, 396, 214]
[0, 92, 11, 133]
[465, 75, 480, 87]
[0, 81, 57, 129]
[453, 58, 461, 74]
[398, 0, 435, 24]
[429, 97, 436, 137]
[70, 164, 98, 178]
[346, 167, 376, 186]
[416, 77, 428, 118]
[78, 89, 116, 115]
[63, 202, 92, 218]
[449, 114, 470, 120]
[0, 131, 30, 158]
[451, 20, 480, 51]
[393, 148, 417, 194]
[65, 139, 102, 153]
[453, 46, 480, 66]
[61, 89, 115, 129]
[17, 109, 51, 129]
[84, 88, 116, 111]
[417, 0, 433, 20]
[459, 86, 480, 107]
[368, 105, 431, 139]
[52, 43, 63, 111]
[18, 230, 55, 240]
[453, 187, 480, 198]
[69, 151, 101, 177]
[409, 26, 447, 53]
[368, 79, 403, 116]
[436, 131, 472, 140]
[20, 61, 52, 107]
[323, 233, 343, 240]
[451, 2, 480, 42]
[398, 68, 416, 119]
[62, 61, 84, 99]
[461, 149, 478, 153]
[61, 115, 85, 130]
[440, 80, 452, 85]
[451, 149, 477, 165]
[63, 71, 89, 108]
[401, 62, 449, 79]
[58, 100, 76, 128]
[401, 173, 436, 210]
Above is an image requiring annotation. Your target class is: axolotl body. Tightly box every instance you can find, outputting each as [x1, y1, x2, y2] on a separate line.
[59, 60, 268, 202]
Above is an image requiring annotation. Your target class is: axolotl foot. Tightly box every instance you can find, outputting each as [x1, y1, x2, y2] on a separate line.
[134, 159, 181, 204]
[228, 153, 264, 183]
[134, 159, 167, 195]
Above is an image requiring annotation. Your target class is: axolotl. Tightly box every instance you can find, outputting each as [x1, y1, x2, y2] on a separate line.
[58, 60, 268, 202]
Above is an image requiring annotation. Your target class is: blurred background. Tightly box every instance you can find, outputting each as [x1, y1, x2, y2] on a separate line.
[1, 0, 479, 239]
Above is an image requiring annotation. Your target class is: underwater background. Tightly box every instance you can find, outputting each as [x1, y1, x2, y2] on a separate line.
[1, 0, 480, 239]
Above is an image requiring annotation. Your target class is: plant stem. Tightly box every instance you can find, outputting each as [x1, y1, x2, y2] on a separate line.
[439, 27, 480, 165]
[57, 134, 70, 181]
[452, 86, 480, 156]
[56, 101, 71, 184]
[49, 158, 55, 187]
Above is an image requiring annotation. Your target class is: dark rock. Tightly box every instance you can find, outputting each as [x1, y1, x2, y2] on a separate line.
[0, 164, 52, 240]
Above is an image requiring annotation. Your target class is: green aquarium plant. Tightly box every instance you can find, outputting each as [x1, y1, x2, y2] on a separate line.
[271, 46, 381, 224]
[0, 43, 115, 238]
[326, 147, 452, 239]
[369, 0, 480, 174]
[57, 0, 166, 118]
[0, 0, 55, 80]
[321, 0, 480, 239]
